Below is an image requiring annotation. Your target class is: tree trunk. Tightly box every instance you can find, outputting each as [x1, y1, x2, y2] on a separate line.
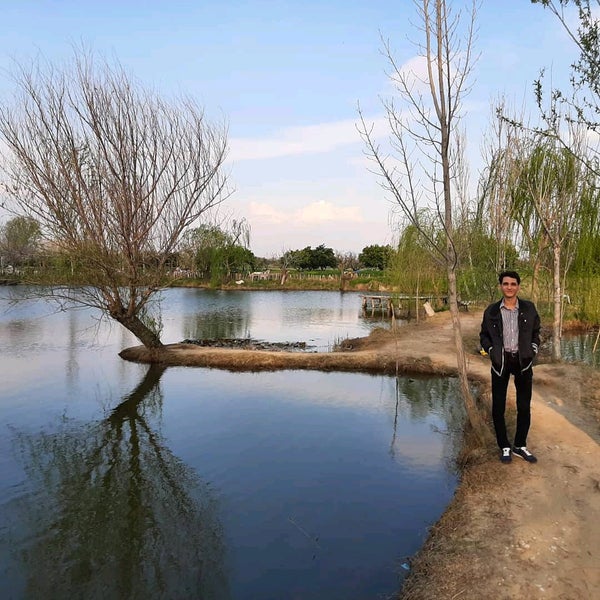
[530, 234, 549, 305]
[552, 244, 562, 361]
[531, 257, 541, 305]
[447, 268, 487, 444]
[438, 55, 487, 445]
[415, 278, 420, 324]
[115, 314, 165, 351]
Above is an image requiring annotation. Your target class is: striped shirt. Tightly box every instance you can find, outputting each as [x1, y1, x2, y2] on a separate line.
[500, 299, 519, 352]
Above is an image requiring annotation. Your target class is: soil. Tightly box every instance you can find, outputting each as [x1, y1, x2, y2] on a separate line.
[120, 310, 600, 600]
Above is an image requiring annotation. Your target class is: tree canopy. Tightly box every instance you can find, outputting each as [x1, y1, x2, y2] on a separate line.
[284, 244, 337, 270]
[0, 215, 41, 267]
[358, 244, 392, 270]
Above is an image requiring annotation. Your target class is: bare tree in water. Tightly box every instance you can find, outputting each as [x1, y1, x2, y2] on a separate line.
[0, 50, 229, 352]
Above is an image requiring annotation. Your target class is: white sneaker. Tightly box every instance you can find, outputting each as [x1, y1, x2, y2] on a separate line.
[512, 446, 537, 463]
[500, 447, 512, 463]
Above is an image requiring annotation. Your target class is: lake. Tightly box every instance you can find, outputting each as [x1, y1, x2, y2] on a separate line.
[0, 287, 463, 600]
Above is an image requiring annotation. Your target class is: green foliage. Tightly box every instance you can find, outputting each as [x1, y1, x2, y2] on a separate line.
[283, 244, 337, 270]
[388, 224, 446, 295]
[0, 215, 41, 266]
[181, 222, 256, 283]
[456, 225, 520, 303]
[567, 272, 600, 322]
[358, 244, 392, 270]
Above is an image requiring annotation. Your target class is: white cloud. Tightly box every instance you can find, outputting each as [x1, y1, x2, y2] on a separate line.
[297, 200, 363, 224]
[394, 55, 430, 90]
[229, 115, 388, 162]
[248, 200, 363, 226]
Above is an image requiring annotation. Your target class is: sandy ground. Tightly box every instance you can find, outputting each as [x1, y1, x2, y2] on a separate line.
[120, 310, 600, 600]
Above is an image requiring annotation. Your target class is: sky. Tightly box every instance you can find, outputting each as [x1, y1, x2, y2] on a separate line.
[0, 0, 578, 258]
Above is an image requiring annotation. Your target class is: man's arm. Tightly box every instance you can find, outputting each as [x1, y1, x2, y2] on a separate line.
[479, 310, 493, 354]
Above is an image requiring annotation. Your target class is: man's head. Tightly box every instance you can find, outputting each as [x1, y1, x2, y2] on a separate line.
[498, 270, 520, 285]
[498, 270, 520, 301]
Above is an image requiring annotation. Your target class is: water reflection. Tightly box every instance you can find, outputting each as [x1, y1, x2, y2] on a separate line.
[182, 307, 251, 340]
[389, 377, 465, 466]
[10, 365, 229, 600]
[561, 332, 600, 368]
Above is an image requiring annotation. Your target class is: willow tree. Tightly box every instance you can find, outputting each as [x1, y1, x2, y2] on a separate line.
[0, 51, 229, 352]
[358, 0, 486, 442]
[486, 112, 552, 304]
[391, 221, 446, 318]
[568, 181, 600, 321]
[510, 132, 589, 359]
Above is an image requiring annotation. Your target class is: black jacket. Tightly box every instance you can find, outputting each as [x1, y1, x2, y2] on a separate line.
[479, 298, 541, 376]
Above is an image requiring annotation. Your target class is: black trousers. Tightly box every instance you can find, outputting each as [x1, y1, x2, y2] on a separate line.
[491, 352, 533, 449]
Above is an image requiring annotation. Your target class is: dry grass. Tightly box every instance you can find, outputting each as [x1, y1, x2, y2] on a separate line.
[398, 446, 513, 600]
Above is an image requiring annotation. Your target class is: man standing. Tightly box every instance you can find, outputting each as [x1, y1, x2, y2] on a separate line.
[480, 271, 541, 464]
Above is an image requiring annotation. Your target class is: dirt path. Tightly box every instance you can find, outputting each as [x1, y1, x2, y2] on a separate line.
[121, 310, 600, 599]
[391, 312, 600, 600]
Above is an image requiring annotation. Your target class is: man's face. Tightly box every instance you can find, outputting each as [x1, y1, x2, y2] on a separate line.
[500, 276, 520, 299]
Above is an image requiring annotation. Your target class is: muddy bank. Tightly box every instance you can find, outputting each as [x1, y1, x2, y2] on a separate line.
[181, 338, 314, 352]
[120, 314, 462, 376]
[119, 340, 456, 376]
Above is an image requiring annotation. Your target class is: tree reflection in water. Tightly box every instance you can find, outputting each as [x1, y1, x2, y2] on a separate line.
[389, 376, 466, 462]
[12, 365, 229, 600]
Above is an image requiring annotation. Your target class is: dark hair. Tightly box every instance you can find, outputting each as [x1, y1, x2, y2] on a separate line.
[498, 270, 520, 285]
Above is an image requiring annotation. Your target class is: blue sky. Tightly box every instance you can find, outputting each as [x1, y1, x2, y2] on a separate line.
[0, 0, 576, 257]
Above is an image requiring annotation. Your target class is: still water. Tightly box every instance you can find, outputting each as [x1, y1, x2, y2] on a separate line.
[561, 331, 600, 368]
[158, 287, 392, 350]
[0, 287, 463, 600]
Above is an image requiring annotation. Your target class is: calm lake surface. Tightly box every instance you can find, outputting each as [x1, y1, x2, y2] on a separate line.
[159, 287, 393, 350]
[561, 331, 600, 368]
[0, 287, 463, 600]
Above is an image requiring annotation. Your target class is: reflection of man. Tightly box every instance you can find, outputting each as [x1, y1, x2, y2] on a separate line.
[480, 271, 541, 464]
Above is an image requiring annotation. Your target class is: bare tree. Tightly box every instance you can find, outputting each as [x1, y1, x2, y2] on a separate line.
[358, 0, 486, 441]
[0, 51, 229, 352]
[277, 248, 292, 286]
[335, 250, 358, 290]
[477, 101, 525, 275]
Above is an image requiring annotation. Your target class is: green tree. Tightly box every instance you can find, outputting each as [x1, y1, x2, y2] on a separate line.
[0, 51, 229, 351]
[0, 215, 41, 267]
[456, 223, 519, 303]
[182, 220, 254, 284]
[510, 134, 591, 359]
[285, 245, 336, 270]
[359, 244, 392, 270]
[391, 223, 446, 317]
